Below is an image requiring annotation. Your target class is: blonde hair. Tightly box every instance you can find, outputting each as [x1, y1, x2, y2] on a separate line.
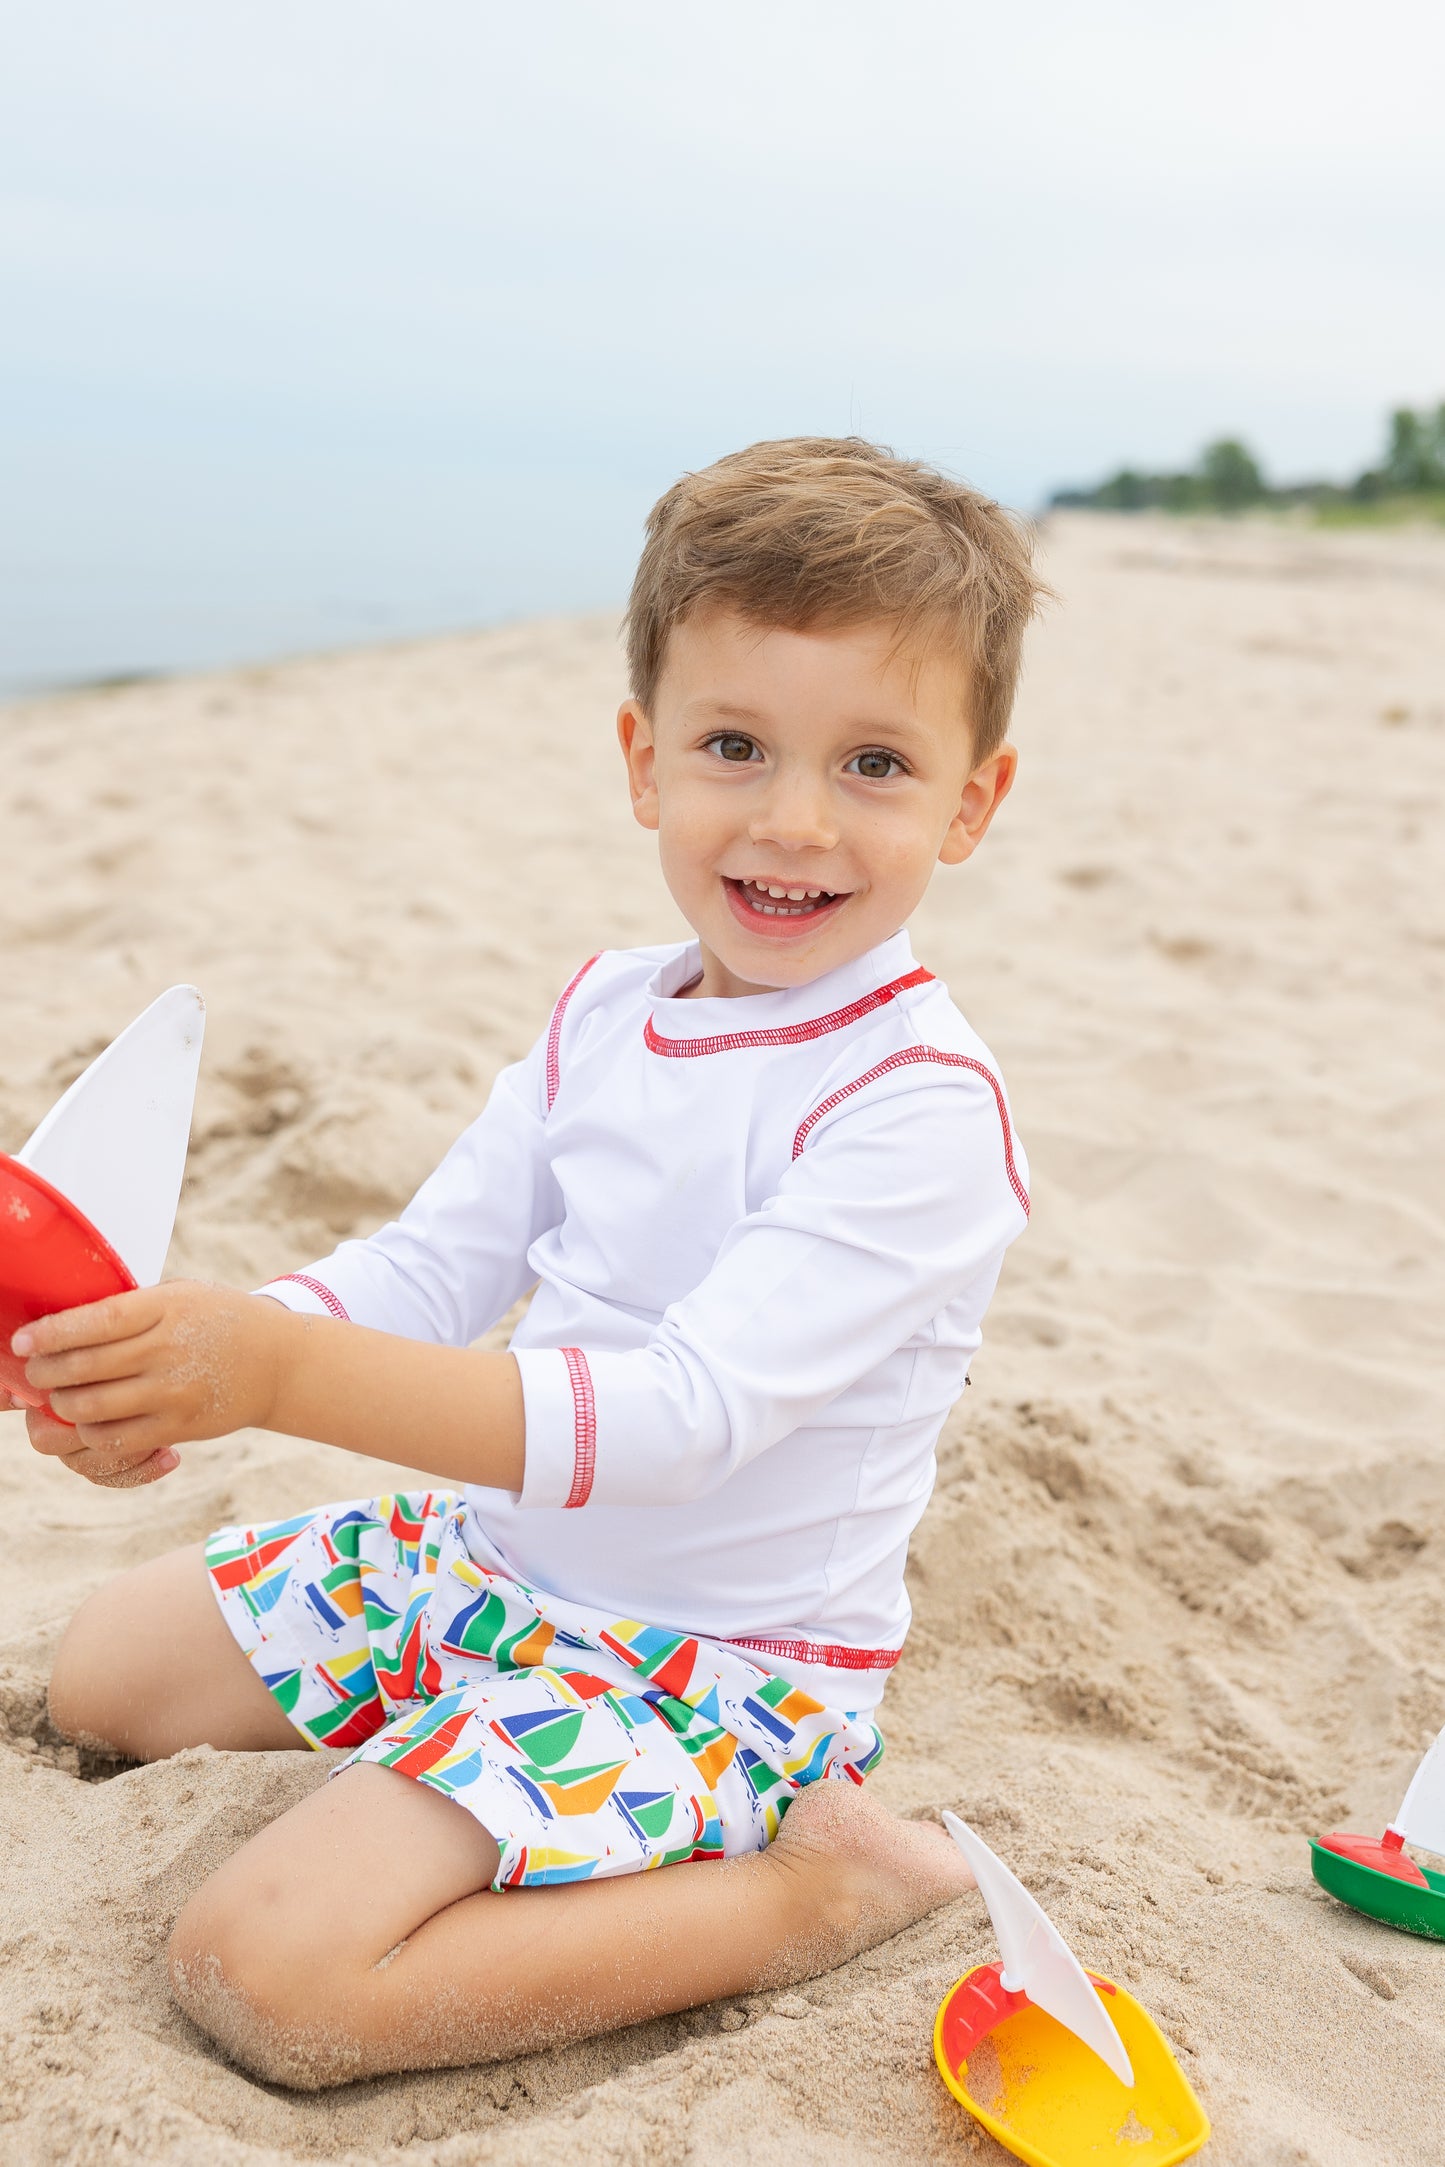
[624, 436, 1047, 761]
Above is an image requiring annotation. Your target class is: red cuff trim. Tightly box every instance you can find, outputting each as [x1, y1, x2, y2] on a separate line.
[792, 1046, 1030, 1218]
[545, 954, 602, 1112]
[726, 1635, 903, 1671]
[560, 1346, 597, 1508]
[273, 1273, 351, 1321]
[644, 966, 933, 1058]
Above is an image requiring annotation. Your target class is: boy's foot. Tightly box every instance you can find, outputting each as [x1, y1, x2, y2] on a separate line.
[755, 1779, 977, 1984]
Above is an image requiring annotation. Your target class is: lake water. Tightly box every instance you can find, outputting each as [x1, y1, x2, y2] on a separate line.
[0, 458, 644, 700]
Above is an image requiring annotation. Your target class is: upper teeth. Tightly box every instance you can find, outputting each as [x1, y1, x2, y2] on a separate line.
[755, 883, 823, 900]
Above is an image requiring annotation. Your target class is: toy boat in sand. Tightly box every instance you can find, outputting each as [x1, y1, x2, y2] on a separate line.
[1311, 1726, 1445, 1941]
[0, 987, 204, 1414]
[935, 1814, 1209, 2167]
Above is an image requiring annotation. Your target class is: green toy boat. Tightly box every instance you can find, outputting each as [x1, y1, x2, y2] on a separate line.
[1312, 1725, 1445, 1940]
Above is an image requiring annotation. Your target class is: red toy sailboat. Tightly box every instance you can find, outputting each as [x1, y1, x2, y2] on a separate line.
[0, 987, 205, 1415]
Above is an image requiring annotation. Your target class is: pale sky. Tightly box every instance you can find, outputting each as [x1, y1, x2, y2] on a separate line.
[3, 1, 1442, 688]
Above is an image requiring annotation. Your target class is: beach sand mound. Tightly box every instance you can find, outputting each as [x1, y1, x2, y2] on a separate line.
[2, 515, 1443, 2165]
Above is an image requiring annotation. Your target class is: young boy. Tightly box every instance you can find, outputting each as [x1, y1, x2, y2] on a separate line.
[11, 436, 1041, 2091]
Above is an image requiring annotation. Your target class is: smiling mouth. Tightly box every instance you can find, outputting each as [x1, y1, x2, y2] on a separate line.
[725, 876, 850, 926]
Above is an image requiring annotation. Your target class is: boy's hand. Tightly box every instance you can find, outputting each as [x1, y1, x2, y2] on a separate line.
[11, 1283, 290, 1488]
[20, 1401, 178, 1488]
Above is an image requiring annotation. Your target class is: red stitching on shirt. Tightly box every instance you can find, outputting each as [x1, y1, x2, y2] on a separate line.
[726, 1635, 903, 1671]
[643, 966, 933, 1057]
[545, 954, 602, 1111]
[791, 1046, 1030, 1218]
[560, 1346, 597, 1508]
[274, 1273, 351, 1321]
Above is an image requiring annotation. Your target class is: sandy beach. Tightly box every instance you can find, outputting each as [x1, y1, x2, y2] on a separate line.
[2, 511, 1443, 2166]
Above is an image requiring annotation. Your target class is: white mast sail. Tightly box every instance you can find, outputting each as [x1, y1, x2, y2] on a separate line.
[17, 986, 205, 1287]
[1391, 1728, 1445, 1857]
[943, 1812, 1134, 2088]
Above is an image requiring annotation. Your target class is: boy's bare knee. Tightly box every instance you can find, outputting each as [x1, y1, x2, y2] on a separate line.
[168, 1881, 365, 2091]
[47, 1599, 123, 1749]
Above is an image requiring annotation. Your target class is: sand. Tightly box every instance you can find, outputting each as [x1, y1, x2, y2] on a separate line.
[1, 512, 1443, 2165]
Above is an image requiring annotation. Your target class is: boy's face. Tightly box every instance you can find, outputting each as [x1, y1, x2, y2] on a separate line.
[617, 605, 1016, 997]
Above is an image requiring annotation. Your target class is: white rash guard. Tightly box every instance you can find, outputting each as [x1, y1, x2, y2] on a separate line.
[260, 929, 1029, 1712]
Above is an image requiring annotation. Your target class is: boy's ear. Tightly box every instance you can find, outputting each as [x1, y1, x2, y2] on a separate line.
[938, 744, 1017, 866]
[617, 701, 660, 832]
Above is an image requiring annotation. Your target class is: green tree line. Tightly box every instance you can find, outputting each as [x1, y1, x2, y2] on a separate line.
[1051, 403, 1445, 514]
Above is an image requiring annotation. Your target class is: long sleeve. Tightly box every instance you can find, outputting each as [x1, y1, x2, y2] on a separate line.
[258, 1031, 559, 1346]
[513, 1059, 1028, 1510]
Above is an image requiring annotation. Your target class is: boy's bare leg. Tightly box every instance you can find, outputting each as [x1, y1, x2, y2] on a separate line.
[169, 1762, 975, 2090]
[48, 1544, 302, 1757]
[50, 1549, 976, 2085]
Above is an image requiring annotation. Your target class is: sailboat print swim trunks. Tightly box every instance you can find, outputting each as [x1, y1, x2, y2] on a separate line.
[206, 1491, 885, 1890]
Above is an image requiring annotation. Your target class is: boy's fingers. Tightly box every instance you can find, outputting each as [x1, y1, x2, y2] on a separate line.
[60, 1436, 179, 1488]
[71, 1411, 165, 1451]
[23, 1338, 154, 1393]
[47, 1377, 156, 1428]
[62, 1415, 168, 1467]
[10, 1289, 158, 1360]
[83, 1448, 180, 1490]
[24, 1405, 159, 1465]
[26, 1406, 82, 1456]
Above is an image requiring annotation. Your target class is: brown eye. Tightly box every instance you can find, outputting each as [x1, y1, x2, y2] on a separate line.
[714, 734, 757, 763]
[852, 749, 900, 780]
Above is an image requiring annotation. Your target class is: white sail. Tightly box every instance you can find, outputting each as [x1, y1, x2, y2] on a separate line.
[943, 1812, 1134, 2088]
[17, 986, 205, 1287]
[1392, 1728, 1445, 1857]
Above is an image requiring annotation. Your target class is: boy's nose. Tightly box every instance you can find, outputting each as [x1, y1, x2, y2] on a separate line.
[748, 777, 838, 854]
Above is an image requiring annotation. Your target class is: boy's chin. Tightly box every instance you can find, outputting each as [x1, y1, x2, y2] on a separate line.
[702, 916, 873, 992]
[719, 950, 828, 990]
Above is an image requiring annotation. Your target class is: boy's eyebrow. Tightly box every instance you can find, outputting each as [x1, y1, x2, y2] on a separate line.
[683, 699, 769, 724]
[683, 697, 923, 739]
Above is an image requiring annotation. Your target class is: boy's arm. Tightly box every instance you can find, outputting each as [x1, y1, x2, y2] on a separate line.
[257, 1034, 560, 1346]
[16, 1284, 527, 1491]
[12, 978, 586, 1488]
[17, 1051, 1025, 1502]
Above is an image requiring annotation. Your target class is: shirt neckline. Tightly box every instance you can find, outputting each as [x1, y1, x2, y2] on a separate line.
[644, 929, 927, 1052]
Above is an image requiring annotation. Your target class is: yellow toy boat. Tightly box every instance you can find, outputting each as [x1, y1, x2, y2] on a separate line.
[934, 1960, 1210, 2166]
[934, 1814, 1210, 2167]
